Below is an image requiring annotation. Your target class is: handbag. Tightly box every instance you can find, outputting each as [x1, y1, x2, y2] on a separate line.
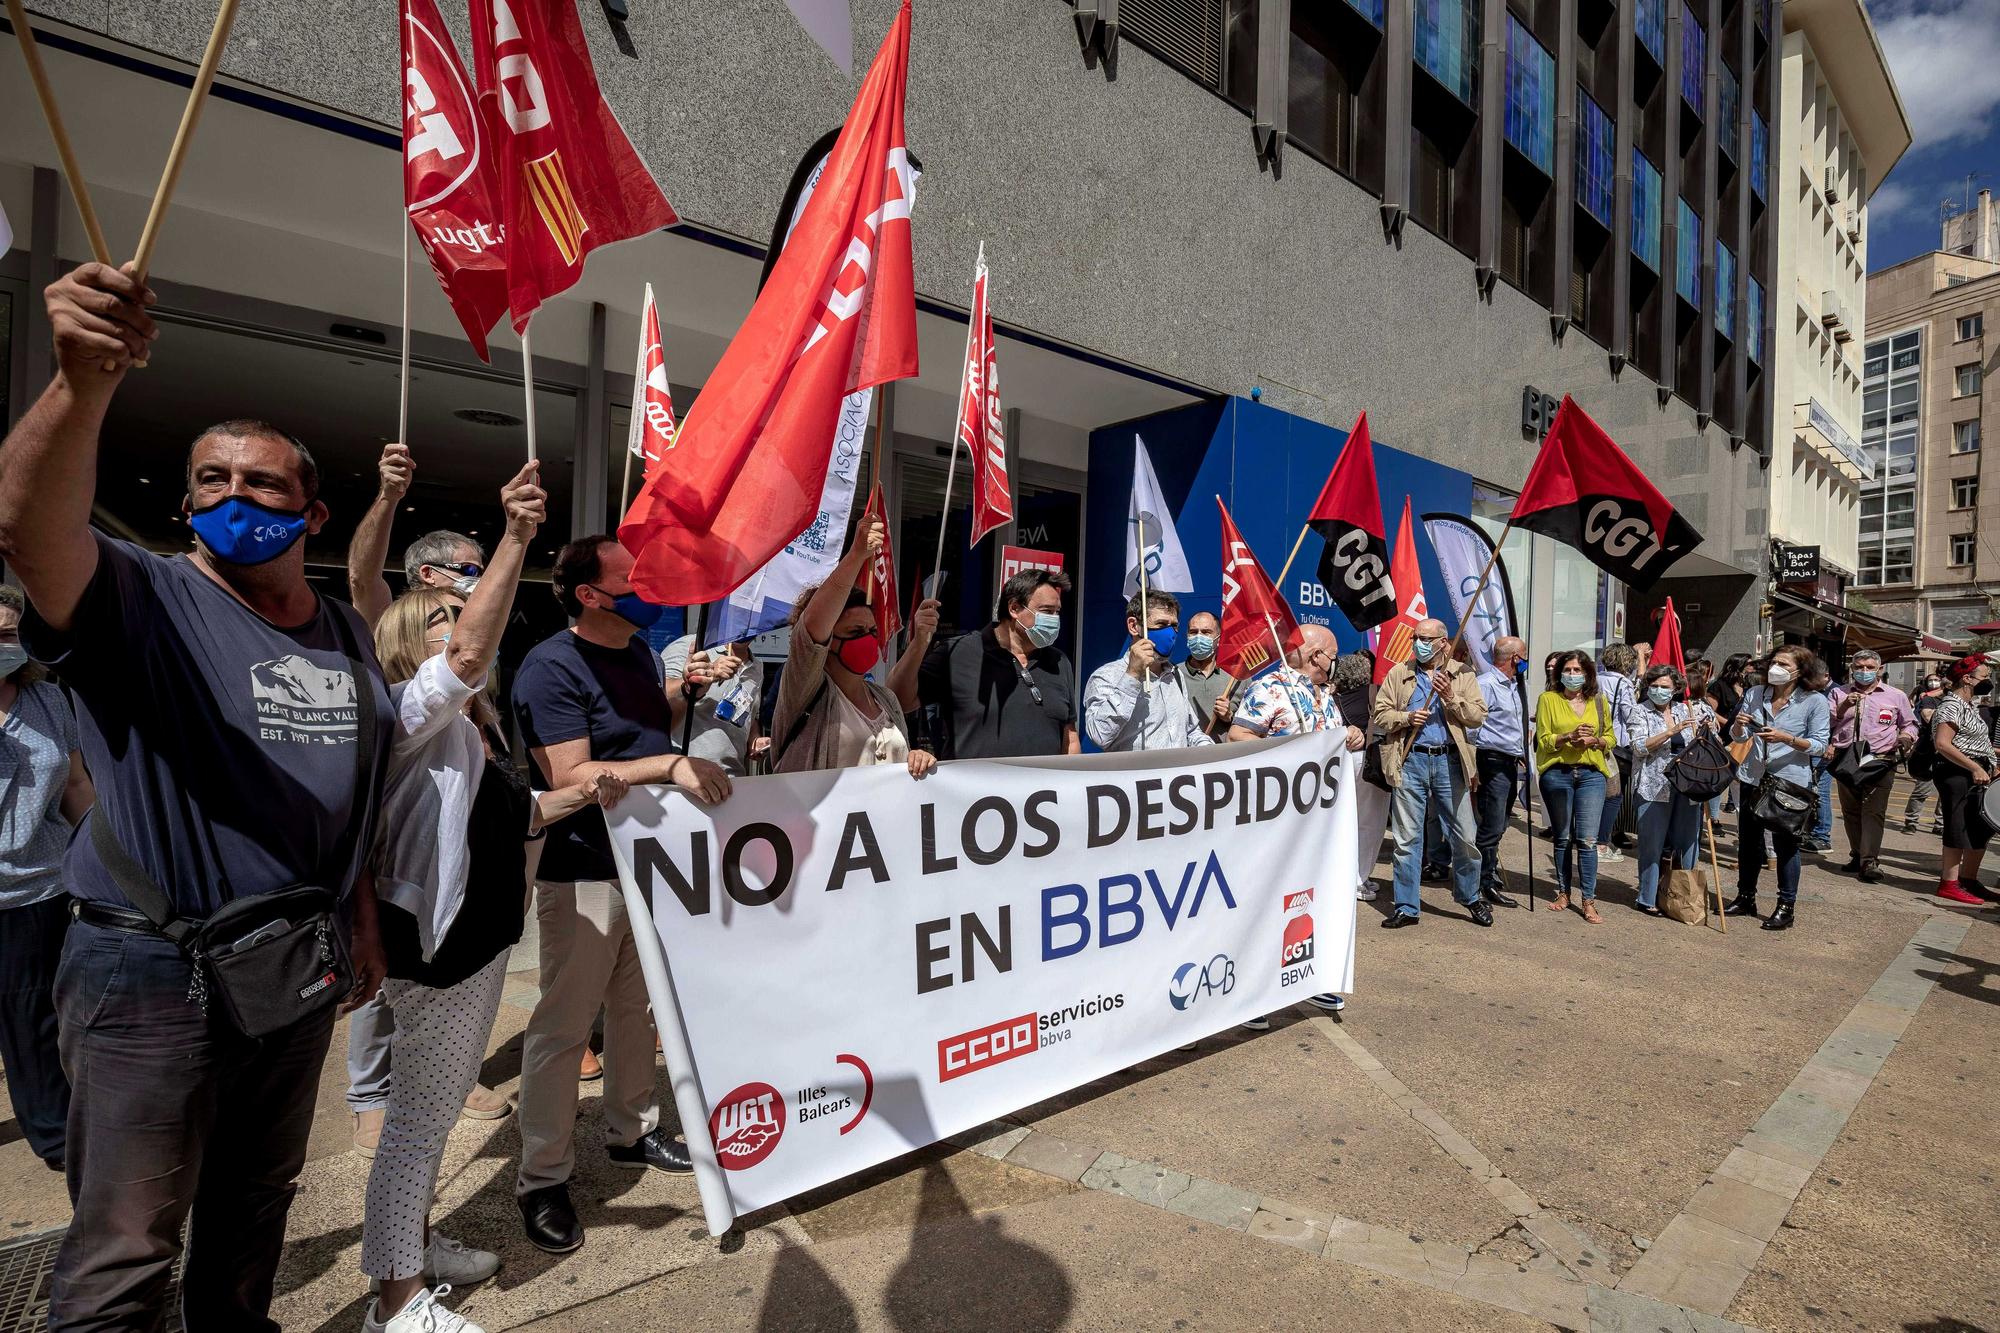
[1596, 698, 1622, 798]
[1750, 770, 1817, 838]
[1668, 727, 1736, 801]
[1829, 742, 1895, 793]
[87, 635, 377, 1039]
[381, 757, 533, 990]
[1362, 740, 1391, 790]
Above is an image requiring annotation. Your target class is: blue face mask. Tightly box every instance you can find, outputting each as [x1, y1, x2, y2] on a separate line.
[1851, 670, 1877, 687]
[1648, 685, 1675, 706]
[1145, 626, 1180, 659]
[1186, 633, 1217, 660]
[1412, 639, 1438, 664]
[187, 496, 309, 565]
[1512, 657, 1528, 676]
[590, 586, 664, 632]
[1561, 672, 1587, 692]
[1023, 610, 1061, 649]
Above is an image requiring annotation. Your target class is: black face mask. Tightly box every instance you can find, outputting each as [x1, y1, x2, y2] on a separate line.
[1976, 679, 1994, 698]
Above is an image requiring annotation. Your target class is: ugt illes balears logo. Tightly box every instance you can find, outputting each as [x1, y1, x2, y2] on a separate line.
[710, 1081, 786, 1171]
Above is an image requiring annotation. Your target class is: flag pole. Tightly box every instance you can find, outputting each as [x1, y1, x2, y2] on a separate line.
[1272, 521, 1315, 590]
[863, 394, 887, 607]
[5, 0, 113, 268]
[520, 324, 538, 465]
[397, 217, 412, 448]
[1442, 520, 1514, 663]
[1704, 810, 1727, 934]
[130, 0, 241, 283]
[935, 243, 981, 585]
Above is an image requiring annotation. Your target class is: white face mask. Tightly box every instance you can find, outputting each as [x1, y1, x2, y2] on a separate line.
[1765, 665, 1793, 687]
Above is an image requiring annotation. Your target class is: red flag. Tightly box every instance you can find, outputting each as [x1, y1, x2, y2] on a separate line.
[401, 0, 510, 361]
[469, 0, 676, 334]
[1652, 596, 1686, 677]
[621, 3, 917, 604]
[627, 282, 676, 480]
[1373, 497, 1427, 684]
[1304, 411, 1395, 631]
[1218, 499, 1301, 679]
[857, 483, 902, 642]
[1509, 395, 1701, 590]
[959, 244, 1013, 546]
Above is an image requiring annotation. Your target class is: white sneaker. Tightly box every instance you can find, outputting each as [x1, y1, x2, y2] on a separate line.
[426, 1233, 499, 1286]
[364, 1286, 484, 1333]
[1307, 993, 1346, 1013]
[1355, 881, 1379, 902]
[1596, 845, 1626, 864]
[1239, 1015, 1271, 1031]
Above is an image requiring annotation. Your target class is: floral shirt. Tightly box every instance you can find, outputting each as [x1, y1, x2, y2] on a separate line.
[1235, 667, 1344, 738]
[1629, 700, 1713, 803]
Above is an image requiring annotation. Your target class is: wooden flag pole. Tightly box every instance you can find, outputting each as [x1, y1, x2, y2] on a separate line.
[519, 324, 539, 465]
[862, 393, 887, 607]
[5, 0, 113, 267]
[397, 218, 411, 448]
[130, 0, 241, 283]
[1704, 810, 1727, 934]
[1272, 521, 1315, 591]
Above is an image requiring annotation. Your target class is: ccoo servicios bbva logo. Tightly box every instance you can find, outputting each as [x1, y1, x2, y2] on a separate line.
[1168, 953, 1236, 1011]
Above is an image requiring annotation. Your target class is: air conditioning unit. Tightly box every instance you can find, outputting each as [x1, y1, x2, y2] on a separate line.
[1821, 290, 1843, 329]
[1823, 167, 1838, 204]
[1845, 211, 1861, 242]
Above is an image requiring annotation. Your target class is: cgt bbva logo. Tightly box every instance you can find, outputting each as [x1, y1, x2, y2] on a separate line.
[1281, 888, 1316, 988]
[1168, 954, 1236, 1011]
[710, 1082, 786, 1171]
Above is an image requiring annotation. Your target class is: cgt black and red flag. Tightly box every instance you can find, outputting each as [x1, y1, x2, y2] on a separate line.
[401, 0, 509, 360]
[1510, 395, 1701, 590]
[470, 0, 676, 335]
[1305, 411, 1395, 631]
[1218, 498, 1300, 679]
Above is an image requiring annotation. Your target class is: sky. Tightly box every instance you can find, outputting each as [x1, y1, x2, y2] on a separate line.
[1863, 0, 2000, 270]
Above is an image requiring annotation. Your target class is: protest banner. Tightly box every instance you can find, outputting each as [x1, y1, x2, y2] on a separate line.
[604, 733, 1361, 1236]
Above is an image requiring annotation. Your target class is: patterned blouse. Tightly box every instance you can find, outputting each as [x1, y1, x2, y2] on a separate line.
[1932, 695, 1994, 764]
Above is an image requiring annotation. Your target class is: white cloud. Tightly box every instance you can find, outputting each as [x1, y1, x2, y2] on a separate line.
[1875, 0, 2000, 152]
[1867, 177, 1920, 222]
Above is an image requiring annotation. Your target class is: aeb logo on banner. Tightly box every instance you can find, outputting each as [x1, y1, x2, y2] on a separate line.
[711, 1082, 786, 1170]
[1281, 888, 1315, 988]
[1168, 954, 1236, 1011]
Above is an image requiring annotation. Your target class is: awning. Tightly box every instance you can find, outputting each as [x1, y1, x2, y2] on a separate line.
[1962, 621, 2000, 636]
[1769, 588, 1925, 657]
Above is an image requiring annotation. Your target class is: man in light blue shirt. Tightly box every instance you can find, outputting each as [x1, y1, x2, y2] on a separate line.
[1082, 590, 1214, 752]
[1469, 635, 1528, 908]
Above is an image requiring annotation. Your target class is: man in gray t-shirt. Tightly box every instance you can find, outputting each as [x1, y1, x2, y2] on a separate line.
[661, 635, 764, 776]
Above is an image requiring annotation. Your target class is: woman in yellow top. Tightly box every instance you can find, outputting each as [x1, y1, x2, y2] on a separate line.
[1534, 651, 1619, 922]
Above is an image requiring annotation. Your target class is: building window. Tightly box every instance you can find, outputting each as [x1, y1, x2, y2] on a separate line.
[1632, 151, 1662, 271]
[1346, 0, 1387, 25]
[1718, 63, 1740, 159]
[1954, 476, 1980, 508]
[1414, 0, 1479, 105]
[1122, 0, 1227, 89]
[1636, 0, 1665, 65]
[1288, 11, 1356, 173]
[1951, 533, 1977, 566]
[1413, 126, 1454, 234]
[1958, 363, 1984, 397]
[1715, 241, 1735, 336]
[1676, 197, 1701, 306]
[1956, 419, 1983, 453]
[1750, 113, 1769, 202]
[1959, 313, 1985, 341]
[1680, 4, 1705, 113]
[1748, 277, 1765, 362]
[1503, 16, 1555, 173]
[1576, 91, 1614, 225]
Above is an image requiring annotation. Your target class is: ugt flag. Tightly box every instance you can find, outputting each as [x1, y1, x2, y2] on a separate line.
[1217, 499, 1300, 679]
[1371, 497, 1427, 684]
[402, 0, 509, 361]
[960, 244, 1013, 546]
[623, 2, 917, 605]
[1125, 436, 1192, 598]
[1510, 395, 1700, 590]
[857, 482, 902, 643]
[1305, 411, 1395, 631]
[470, 0, 676, 334]
[1422, 513, 1517, 679]
[627, 282, 676, 478]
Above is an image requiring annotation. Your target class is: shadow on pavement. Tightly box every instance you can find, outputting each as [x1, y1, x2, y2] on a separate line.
[880, 1161, 1073, 1332]
[1912, 944, 2000, 1009]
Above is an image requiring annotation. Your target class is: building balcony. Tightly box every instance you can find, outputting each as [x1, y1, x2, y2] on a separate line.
[1794, 398, 1872, 483]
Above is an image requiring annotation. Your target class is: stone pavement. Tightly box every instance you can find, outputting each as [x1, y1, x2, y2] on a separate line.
[1, 806, 1995, 1332]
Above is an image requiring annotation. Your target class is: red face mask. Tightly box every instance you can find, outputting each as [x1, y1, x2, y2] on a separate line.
[835, 633, 881, 676]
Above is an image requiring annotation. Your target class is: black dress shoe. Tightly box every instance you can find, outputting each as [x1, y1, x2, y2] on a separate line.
[1840, 857, 1861, 873]
[520, 1182, 583, 1253]
[1421, 863, 1450, 884]
[1481, 887, 1521, 909]
[1858, 861, 1883, 884]
[1468, 901, 1495, 927]
[1380, 912, 1420, 929]
[608, 1127, 694, 1174]
[1635, 903, 1666, 917]
[1722, 895, 1761, 917]
[1761, 904, 1795, 931]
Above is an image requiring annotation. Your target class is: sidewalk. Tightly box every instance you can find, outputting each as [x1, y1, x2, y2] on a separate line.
[1, 812, 1993, 1331]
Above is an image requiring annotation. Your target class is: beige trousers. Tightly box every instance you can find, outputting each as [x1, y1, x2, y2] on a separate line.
[515, 879, 661, 1195]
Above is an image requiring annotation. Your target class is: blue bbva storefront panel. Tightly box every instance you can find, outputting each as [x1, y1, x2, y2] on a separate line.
[1080, 397, 1478, 685]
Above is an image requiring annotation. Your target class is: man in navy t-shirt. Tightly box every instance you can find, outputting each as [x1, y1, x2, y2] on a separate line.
[510, 534, 731, 1254]
[0, 264, 391, 1329]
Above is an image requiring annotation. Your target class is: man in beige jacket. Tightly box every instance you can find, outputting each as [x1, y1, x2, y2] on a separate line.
[1372, 620, 1492, 929]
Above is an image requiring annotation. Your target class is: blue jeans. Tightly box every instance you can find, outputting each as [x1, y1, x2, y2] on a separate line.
[1634, 797, 1700, 907]
[1391, 749, 1481, 917]
[1737, 780, 1804, 906]
[1811, 768, 1834, 843]
[1541, 766, 1607, 901]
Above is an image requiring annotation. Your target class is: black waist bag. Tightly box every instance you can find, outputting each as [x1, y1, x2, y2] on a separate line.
[89, 642, 377, 1039]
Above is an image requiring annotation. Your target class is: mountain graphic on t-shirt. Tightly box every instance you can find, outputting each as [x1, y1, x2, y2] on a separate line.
[251, 654, 358, 744]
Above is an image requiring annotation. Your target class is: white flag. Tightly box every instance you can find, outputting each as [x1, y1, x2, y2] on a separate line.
[0, 200, 12, 257]
[1421, 513, 1517, 678]
[1124, 435, 1193, 597]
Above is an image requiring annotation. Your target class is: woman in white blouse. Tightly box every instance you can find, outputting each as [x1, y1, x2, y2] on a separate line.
[1627, 665, 1714, 916]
